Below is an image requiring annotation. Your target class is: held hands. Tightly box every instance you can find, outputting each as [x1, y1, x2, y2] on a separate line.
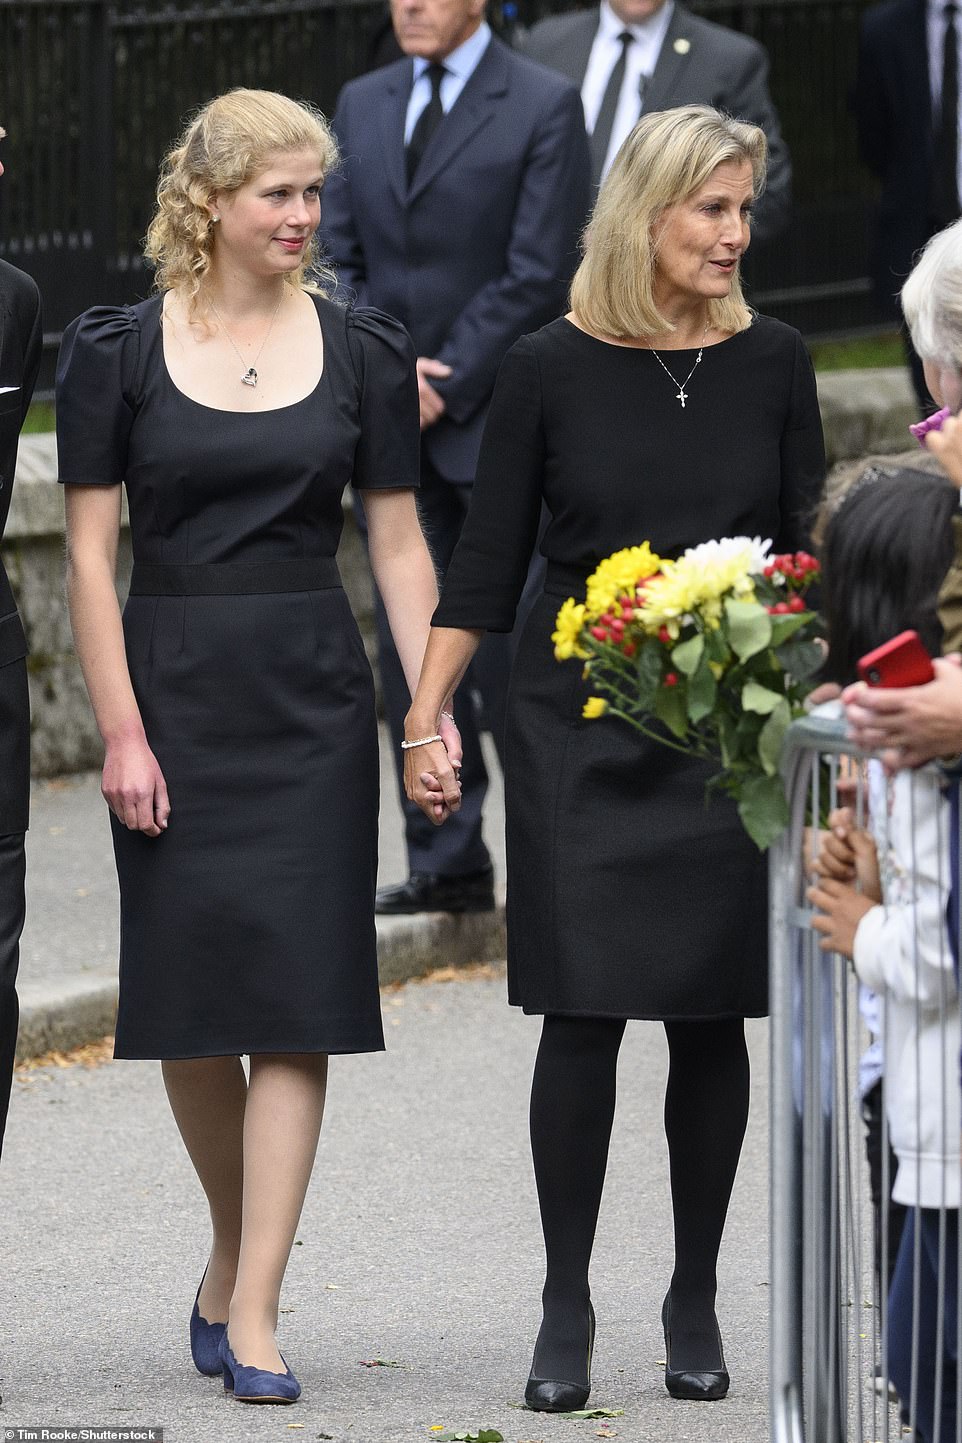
[806, 806, 881, 959]
[842, 654, 962, 769]
[102, 732, 171, 837]
[416, 357, 453, 431]
[403, 711, 463, 825]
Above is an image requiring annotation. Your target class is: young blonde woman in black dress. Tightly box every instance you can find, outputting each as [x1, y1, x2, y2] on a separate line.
[404, 106, 825, 1410]
[57, 90, 453, 1405]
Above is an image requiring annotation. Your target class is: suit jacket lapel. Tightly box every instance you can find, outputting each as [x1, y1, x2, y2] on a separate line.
[643, 2, 692, 114]
[407, 39, 508, 204]
[378, 60, 414, 209]
[560, 10, 599, 89]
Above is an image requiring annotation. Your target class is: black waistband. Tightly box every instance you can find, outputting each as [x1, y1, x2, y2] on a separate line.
[129, 558, 342, 596]
[543, 561, 593, 599]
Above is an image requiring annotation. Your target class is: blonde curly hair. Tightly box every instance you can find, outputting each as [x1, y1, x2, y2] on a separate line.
[145, 89, 339, 315]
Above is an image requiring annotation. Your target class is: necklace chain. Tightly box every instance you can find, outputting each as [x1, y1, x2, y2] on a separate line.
[646, 324, 710, 408]
[208, 294, 284, 388]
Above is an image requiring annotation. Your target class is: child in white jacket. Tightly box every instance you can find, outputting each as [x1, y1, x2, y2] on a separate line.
[808, 465, 961, 1443]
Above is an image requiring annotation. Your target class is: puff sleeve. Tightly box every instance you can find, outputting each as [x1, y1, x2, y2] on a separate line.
[346, 307, 420, 492]
[55, 306, 141, 486]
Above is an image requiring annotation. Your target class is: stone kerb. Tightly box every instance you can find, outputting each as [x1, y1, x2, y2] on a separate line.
[1, 365, 926, 776]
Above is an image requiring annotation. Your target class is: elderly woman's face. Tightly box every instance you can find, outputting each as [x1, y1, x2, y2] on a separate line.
[651, 160, 754, 310]
[923, 357, 962, 412]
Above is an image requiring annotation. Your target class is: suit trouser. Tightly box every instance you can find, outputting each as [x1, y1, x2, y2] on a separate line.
[358, 454, 540, 876]
[888, 1206, 959, 1443]
[0, 831, 26, 1161]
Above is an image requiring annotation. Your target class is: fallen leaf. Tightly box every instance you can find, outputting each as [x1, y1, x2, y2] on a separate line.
[553, 1410, 625, 1420]
[359, 1358, 402, 1368]
[15, 1036, 114, 1073]
[325, 1282, 339, 1290]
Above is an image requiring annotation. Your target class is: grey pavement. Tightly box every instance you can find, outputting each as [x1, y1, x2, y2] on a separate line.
[1, 969, 771, 1443]
[17, 726, 507, 1058]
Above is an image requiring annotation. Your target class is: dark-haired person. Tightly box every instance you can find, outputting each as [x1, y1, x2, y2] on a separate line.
[810, 466, 960, 1443]
[0, 123, 42, 1162]
[402, 105, 823, 1409]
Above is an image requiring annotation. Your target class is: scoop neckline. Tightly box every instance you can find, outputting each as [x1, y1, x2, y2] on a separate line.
[158, 292, 327, 415]
[559, 314, 756, 353]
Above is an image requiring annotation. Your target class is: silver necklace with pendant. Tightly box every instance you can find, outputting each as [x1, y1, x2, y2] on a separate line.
[208, 294, 284, 388]
[646, 323, 710, 408]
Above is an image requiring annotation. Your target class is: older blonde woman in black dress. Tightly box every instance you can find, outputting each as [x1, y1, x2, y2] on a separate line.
[57, 91, 452, 1405]
[404, 106, 825, 1409]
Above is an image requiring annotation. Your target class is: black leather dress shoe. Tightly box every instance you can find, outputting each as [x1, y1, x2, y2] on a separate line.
[662, 1292, 730, 1402]
[375, 865, 495, 915]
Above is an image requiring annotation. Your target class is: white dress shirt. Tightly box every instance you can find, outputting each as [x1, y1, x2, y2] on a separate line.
[405, 21, 493, 143]
[581, 0, 675, 180]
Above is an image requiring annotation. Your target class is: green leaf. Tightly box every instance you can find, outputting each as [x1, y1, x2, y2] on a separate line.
[635, 638, 665, 709]
[705, 626, 730, 665]
[742, 679, 785, 715]
[724, 598, 772, 661]
[554, 1409, 626, 1419]
[777, 635, 825, 684]
[671, 633, 704, 676]
[768, 612, 811, 647]
[653, 680, 688, 738]
[737, 773, 790, 850]
[718, 711, 738, 767]
[686, 657, 717, 724]
[757, 697, 791, 776]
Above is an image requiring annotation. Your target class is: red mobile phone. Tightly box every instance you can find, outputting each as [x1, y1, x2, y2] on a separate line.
[857, 630, 936, 688]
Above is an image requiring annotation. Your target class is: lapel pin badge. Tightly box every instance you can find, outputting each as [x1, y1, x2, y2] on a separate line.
[674, 37, 691, 54]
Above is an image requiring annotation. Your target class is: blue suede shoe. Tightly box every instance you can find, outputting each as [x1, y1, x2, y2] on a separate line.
[219, 1332, 301, 1404]
[190, 1269, 227, 1377]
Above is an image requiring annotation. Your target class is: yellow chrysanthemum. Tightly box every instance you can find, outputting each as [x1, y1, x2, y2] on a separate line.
[582, 696, 608, 719]
[637, 547, 757, 633]
[584, 543, 662, 620]
[552, 597, 588, 660]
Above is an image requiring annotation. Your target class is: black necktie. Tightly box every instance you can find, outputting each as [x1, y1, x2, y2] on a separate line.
[407, 63, 446, 185]
[590, 30, 633, 187]
[933, 2, 960, 223]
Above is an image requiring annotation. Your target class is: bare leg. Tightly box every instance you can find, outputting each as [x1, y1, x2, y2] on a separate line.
[162, 1055, 248, 1322]
[227, 1052, 328, 1372]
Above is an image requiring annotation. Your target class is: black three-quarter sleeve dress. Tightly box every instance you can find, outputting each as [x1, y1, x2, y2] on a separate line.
[433, 315, 826, 1020]
[55, 295, 419, 1059]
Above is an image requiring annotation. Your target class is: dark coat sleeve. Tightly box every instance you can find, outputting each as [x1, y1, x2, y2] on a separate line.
[323, 85, 370, 307]
[775, 332, 825, 553]
[431, 83, 591, 426]
[433, 335, 546, 632]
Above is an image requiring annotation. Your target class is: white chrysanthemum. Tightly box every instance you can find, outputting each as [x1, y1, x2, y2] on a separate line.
[682, 536, 772, 572]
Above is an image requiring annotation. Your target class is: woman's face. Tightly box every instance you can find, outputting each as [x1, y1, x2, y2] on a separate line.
[210, 147, 324, 279]
[651, 160, 755, 313]
[923, 356, 962, 412]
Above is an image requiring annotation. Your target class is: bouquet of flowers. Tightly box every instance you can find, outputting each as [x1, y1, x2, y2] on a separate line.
[552, 537, 823, 850]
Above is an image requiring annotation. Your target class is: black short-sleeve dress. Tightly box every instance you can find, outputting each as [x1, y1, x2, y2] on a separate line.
[433, 315, 826, 1020]
[55, 294, 419, 1059]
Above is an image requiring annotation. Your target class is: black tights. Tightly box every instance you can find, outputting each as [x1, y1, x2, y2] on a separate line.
[528, 1014, 750, 1382]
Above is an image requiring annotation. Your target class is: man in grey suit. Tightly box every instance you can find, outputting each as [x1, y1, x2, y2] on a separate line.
[322, 0, 590, 914]
[523, 0, 791, 240]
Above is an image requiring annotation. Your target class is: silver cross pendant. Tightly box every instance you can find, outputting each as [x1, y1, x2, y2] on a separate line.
[242, 367, 258, 388]
[676, 388, 688, 408]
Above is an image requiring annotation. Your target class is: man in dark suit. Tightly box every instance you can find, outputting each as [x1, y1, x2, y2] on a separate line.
[522, 0, 791, 240]
[322, 0, 590, 914]
[0, 126, 43, 1159]
[856, 0, 959, 407]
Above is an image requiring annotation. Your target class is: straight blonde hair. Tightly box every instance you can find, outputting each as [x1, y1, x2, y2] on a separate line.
[571, 105, 767, 341]
[145, 89, 339, 316]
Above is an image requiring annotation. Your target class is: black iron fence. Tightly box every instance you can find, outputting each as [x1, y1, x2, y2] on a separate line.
[1, 0, 881, 392]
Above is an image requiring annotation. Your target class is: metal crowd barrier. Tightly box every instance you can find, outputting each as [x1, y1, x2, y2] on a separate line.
[770, 714, 962, 1443]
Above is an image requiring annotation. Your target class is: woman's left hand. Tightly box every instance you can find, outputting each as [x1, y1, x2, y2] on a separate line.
[404, 732, 462, 825]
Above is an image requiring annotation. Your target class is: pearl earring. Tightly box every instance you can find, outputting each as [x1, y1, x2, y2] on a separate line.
[211, 215, 220, 223]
